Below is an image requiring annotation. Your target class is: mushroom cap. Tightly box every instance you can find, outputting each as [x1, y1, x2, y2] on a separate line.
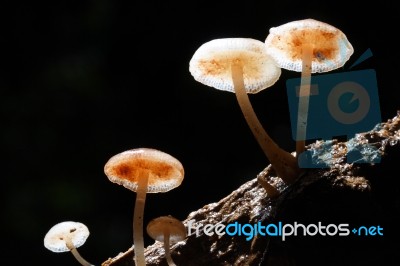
[146, 215, 187, 244]
[44, 221, 90, 253]
[189, 38, 281, 94]
[265, 18, 354, 73]
[104, 148, 184, 193]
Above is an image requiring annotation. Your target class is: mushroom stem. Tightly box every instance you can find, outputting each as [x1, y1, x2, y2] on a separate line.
[163, 229, 176, 266]
[133, 170, 149, 266]
[231, 62, 300, 184]
[295, 43, 313, 161]
[65, 239, 94, 266]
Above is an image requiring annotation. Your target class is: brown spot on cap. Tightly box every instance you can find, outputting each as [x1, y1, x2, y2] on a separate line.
[288, 29, 338, 61]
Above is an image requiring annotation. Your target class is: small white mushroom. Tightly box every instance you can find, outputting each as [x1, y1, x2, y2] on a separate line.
[146, 215, 186, 266]
[44, 221, 94, 266]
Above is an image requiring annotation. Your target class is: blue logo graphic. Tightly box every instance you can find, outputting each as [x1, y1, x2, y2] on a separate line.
[286, 49, 381, 168]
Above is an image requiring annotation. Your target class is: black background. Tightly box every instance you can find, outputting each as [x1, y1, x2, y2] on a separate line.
[2, 1, 399, 265]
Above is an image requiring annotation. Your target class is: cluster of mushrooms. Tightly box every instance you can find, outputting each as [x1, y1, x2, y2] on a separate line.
[44, 18, 353, 265]
[44, 148, 186, 266]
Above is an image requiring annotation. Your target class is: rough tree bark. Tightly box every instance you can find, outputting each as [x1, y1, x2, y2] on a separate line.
[102, 111, 400, 266]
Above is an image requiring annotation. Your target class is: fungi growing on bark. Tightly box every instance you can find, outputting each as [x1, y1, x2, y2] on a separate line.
[189, 38, 300, 186]
[146, 215, 186, 266]
[265, 18, 353, 164]
[104, 148, 184, 266]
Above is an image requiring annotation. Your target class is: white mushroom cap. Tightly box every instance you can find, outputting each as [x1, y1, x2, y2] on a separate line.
[104, 148, 184, 193]
[44, 221, 90, 253]
[265, 18, 354, 73]
[146, 215, 186, 244]
[189, 38, 281, 94]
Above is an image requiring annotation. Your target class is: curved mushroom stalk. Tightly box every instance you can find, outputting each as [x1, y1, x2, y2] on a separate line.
[65, 241, 95, 266]
[231, 61, 300, 184]
[133, 170, 149, 266]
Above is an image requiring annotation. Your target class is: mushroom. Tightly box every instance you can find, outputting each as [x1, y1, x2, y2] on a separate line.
[146, 215, 186, 266]
[104, 148, 184, 266]
[189, 38, 300, 185]
[44, 221, 94, 266]
[265, 18, 354, 163]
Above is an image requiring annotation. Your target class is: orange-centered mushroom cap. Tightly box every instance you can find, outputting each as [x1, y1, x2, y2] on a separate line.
[104, 148, 184, 193]
[265, 18, 354, 73]
[189, 38, 281, 94]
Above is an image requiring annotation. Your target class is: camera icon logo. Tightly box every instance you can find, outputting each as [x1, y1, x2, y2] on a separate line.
[286, 54, 381, 168]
